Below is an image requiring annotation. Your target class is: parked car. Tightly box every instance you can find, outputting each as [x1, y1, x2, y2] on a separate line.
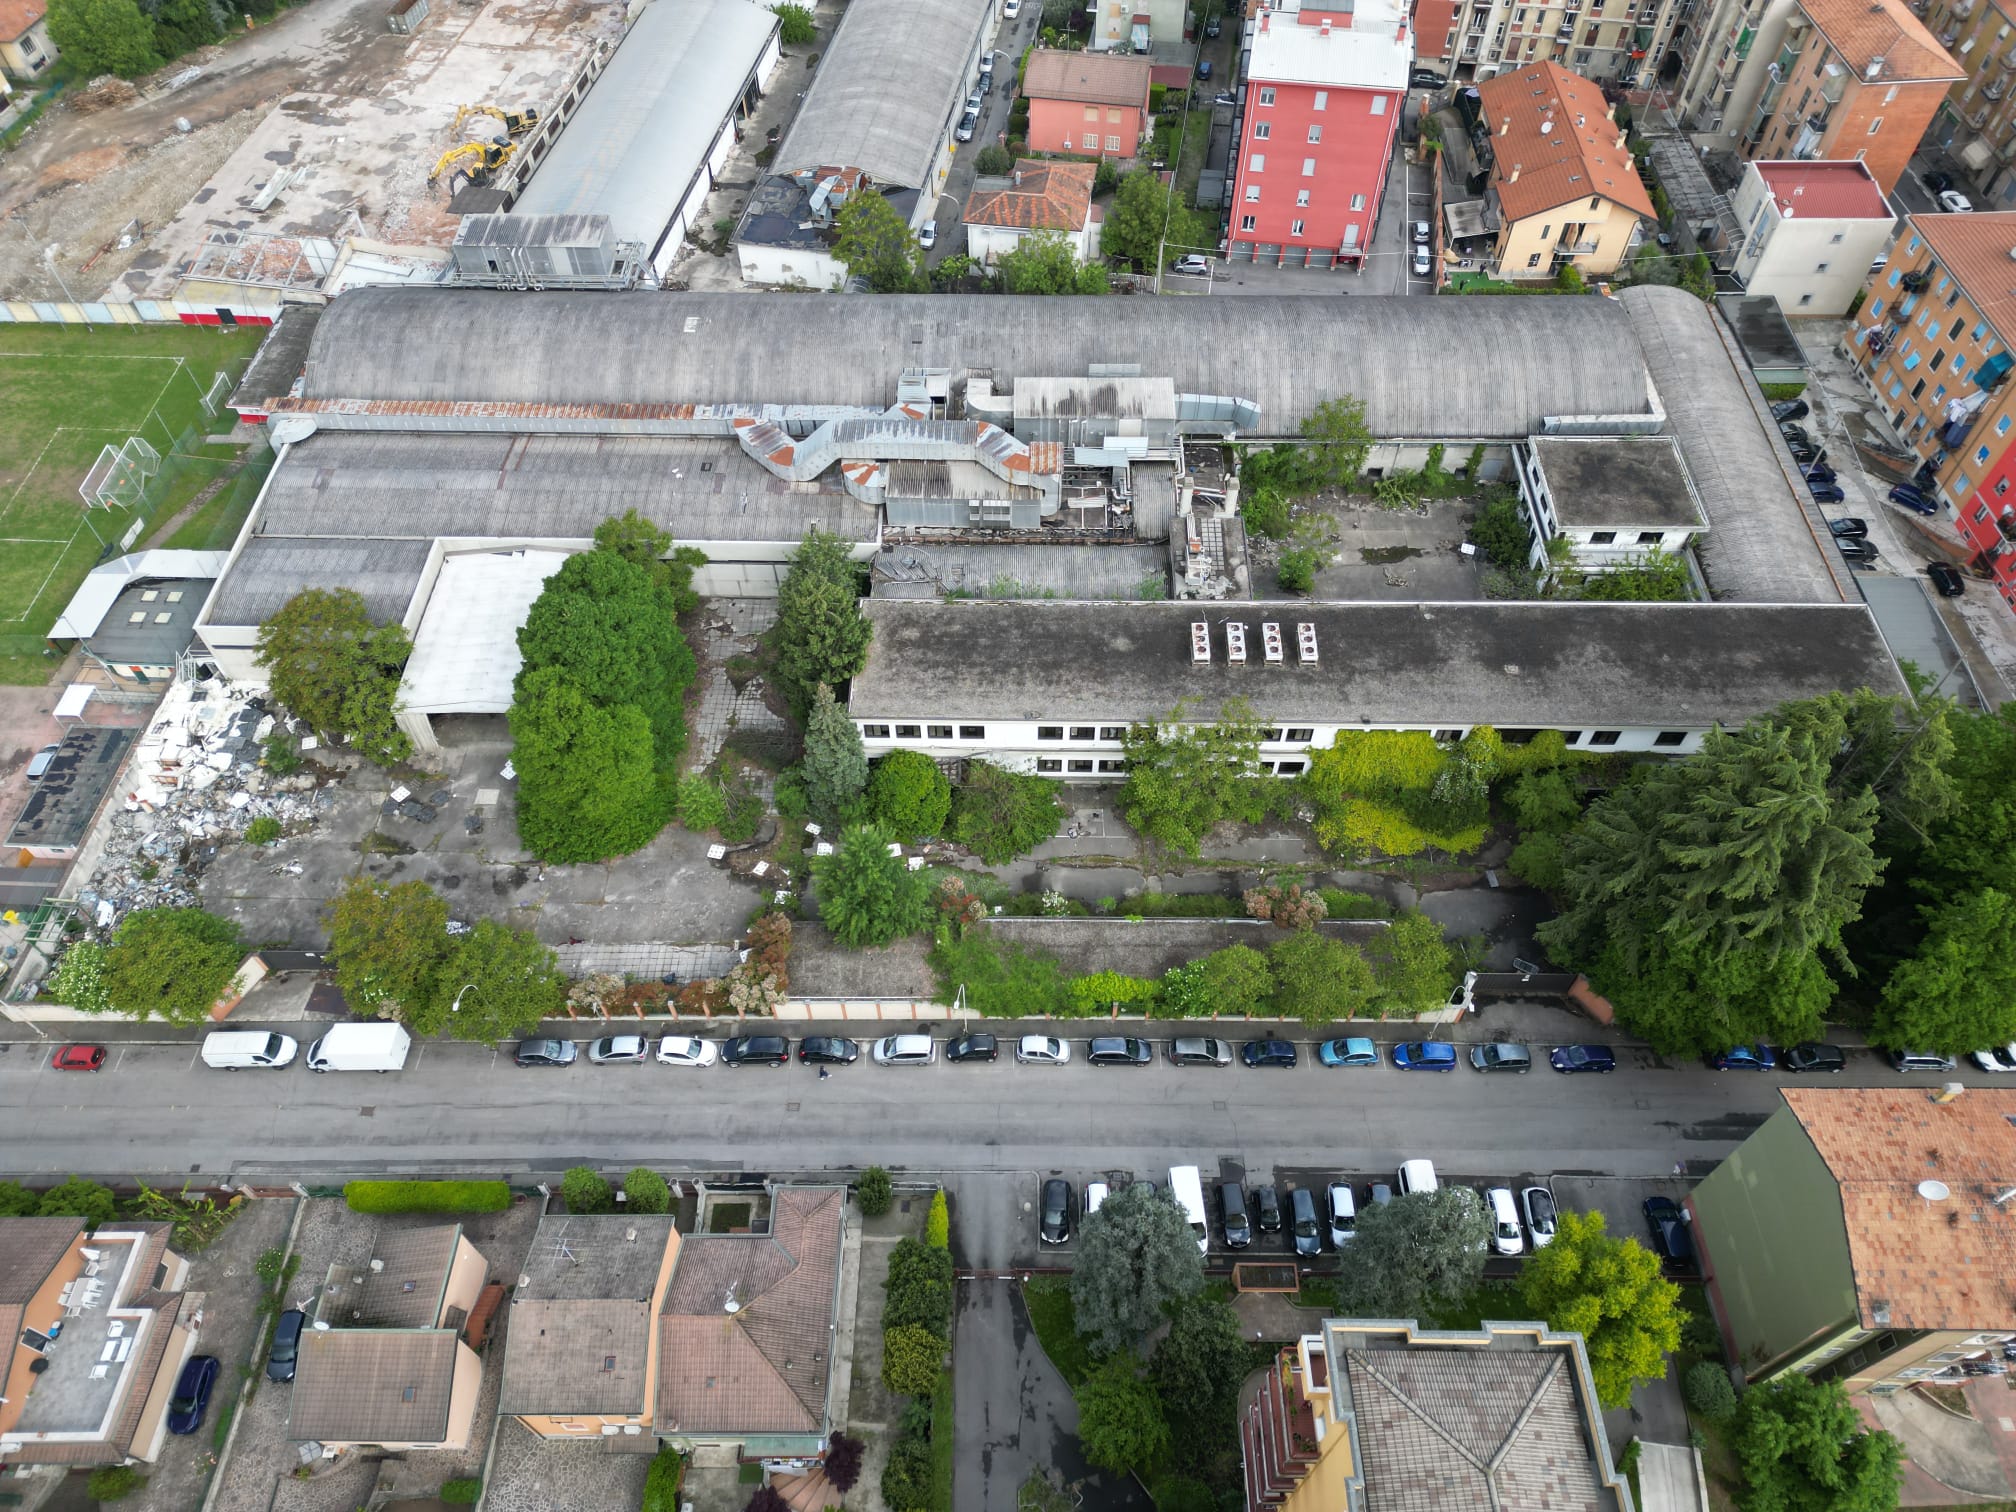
[1409, 65, 1448, 87]
[50, 1044, 106, 1071]
[1926, 561, 1966, 597]
[1318, 1036, 1380, 1067]
[1711, 1044, 1777, 1072]
[1788, 441, 1824, 466]
[1015, 1035, 1071, 1065]
[721, 1035, 791, 1067]
[1468, 1042, 1531, 1074]
[1771, 398, 1810, 422]
[798, 1036, 859, 1066]
[1392, 1040, 1457, 1071]
[872, 1034, 937, 1066]
[1809, 481, 1847, 504]
[1550, 1044, 1617, 1074]
[1086, 1180, 1108, 1215]
[1939, 188, 1975, 213]
[1253, 1184, 1282, 1234]
[955, 110, 978, 142]
[1241, 1037, 1298, 1069]
[1087, 1035, 1153, 1067]
[656, 1036, 719, 1068]
[1925, 169, 1955, 194]
[1803, 464, 1838, 484]
[587, 1034, 649, 1065]
[1196, 57, 1213, 79]
[1003, 0, 1020, 15]
[266, 1309, 305, 1383]
[1889, 484, 1939, 515]
[1219, 1181, 1251, 1247]
[1827, 516, 1866, 538]
[1411, 244, 1433, 278]
[1643, 1196, 1695, 1267]
[1486, 1188, 1524, 1256]
[1167, 1036, 1233, 1066]
[1522, 1186, 1558, 1247]
[1040, 1178, 1074, 1245]
[513, 1038, 577, 1067]
[1290, 1187, 1323, 1257]
[1204, 14, 1221, 34]
[1327, 1183, 1357, 1246]
[1783, 1041, 1846, 1074]
[1890, 1049, 1959, 1072]
[166, 1355, 220, 1435]
[1779, 422, 1813, 447]
[918, 220, 937, 249]
[25, 743, 59, 780]
[1397, 1158, 1438, 1196]
[1366, 1181, 1394, 1207]
[947, 1032, 999, 1063]
[1837, 536, 1880, 562]
[1412, 219, 1431, 244]
[1171, 253, 1211, 276]
[1971, 1045, 2016, 1073]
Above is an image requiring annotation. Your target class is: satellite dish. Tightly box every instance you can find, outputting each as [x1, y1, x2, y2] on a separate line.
[1919, 1180, 1951, 1201]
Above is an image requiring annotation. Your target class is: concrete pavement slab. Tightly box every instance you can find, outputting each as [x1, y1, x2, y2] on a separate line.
[1634, 1442, 1707, 1512]
[1871, 1387, 2012, 1502]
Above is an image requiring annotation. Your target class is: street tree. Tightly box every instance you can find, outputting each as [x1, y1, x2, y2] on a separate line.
[103, 908, 242, 1027]
[1074, 1356, 1171, 1475]
[1268, 930, 1376, 1027]
[324, 876, 453, 1018]
[592, 509, 705, 612]
[996, 230, 1111, 294]
[1733, 1373, 1903, 1512]
[1101, 171, 1208, 268]
[834, 192, 925, 292]
[1872, 888, 2016, 1053]
[255, 588, 413, 766]
[411, 920, 566, 1041]
[1371, 911, 1458, 1016]
[868, 749, 952, 838]
[149, 0, 218, 56]
[1198, 943, 1272, 1017]
[509, 667, 672, 863]
[1516, 1210, 1684, 1409]
[1150, 1294, 1251, 1445]
[1069, 1183, 1205, 1354]
[1334, 1185, 1490, 1319]
[949, 761, 1066, 862]
[1119, 700, 1266, 855]
[770, 528, 873, 719]
[562, 1166, 614, 1213]
[803, 682, 869, 822]
[811, 821, 932, 947]
[45, 0, 157, 76]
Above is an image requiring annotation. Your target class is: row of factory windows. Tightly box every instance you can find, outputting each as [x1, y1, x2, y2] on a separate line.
[858, 723, 1694, 748]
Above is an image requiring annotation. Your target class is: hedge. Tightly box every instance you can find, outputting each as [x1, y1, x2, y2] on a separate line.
[344, 1180, 512, 1214]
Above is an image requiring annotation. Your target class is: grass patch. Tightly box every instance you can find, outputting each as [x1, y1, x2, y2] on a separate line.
[1294, 1277, 1340, 1311]
[708, 1201, 754, 1233]
[1021, 1277, 1093, 1388]
[1423, 1280, 1520, 1332]
[344, 1179, 511, 1213]
[737, 1460, 764, 1483]
[930, 1369, 955, 1512]
[210, 1390, 237, 1451]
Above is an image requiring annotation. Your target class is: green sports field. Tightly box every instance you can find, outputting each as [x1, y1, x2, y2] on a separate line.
[0, 323, 259, 683]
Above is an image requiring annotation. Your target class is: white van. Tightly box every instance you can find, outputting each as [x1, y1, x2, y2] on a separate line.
[1168, 1164, 1209, 1253]
[1397, 1158, 1439, 1196]
[305, 1022, 412, 1073]
[201, 1030, 298, 1070]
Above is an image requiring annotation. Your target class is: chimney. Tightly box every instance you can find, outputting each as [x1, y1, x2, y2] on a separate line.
[1261, 9, 1269, 29]
[1615, 130, 1627, 149]
[1509, 162, 1521, 182]
[1499, 115, 1510, 135]
[1320, 15, 1331, 33]
[1013, 168, 1022, 186]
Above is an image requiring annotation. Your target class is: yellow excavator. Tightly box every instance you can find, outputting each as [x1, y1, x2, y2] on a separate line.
[429, 139, 514, 186]
[451, 103, 540, 138]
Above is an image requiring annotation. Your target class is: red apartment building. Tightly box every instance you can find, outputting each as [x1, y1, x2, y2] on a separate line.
[1226, 0, 1410, 267]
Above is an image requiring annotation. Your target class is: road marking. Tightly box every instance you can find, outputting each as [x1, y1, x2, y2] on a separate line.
[2001, 1416, 2014, 1432]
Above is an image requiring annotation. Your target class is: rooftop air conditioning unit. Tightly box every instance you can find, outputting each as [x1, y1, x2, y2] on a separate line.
[1296, 623, 1319, 663]
[1226, 622, 1248, 663]
[1190, 621, 1212, 664]
[1262, 622, 1285, 663]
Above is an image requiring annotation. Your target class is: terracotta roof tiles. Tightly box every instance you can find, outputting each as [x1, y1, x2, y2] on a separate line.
[1795, 0, 1962, 82]
[1022, 49, 1152, 106]
[1908, 211, 2016, 344]
[1476, 62, 1654, 224]
[0, 0, 46, 41]
[964, 160, 1095, 232]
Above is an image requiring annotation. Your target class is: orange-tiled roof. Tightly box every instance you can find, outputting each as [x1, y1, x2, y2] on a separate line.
[0, 0, 45, 39]
[1795, 0, 1963, 82]
[1785, 1088, 2016, 1332]
[1754, 160, 1891, 220]
[1023, 49, 1153, 106]
[1476, 62, 1655, 223]
[964, 160, 1095, 232]
[1910, 212, 2016, 343]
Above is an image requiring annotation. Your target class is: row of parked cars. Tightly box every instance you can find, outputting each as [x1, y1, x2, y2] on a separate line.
[1775, 398, 1969, 590]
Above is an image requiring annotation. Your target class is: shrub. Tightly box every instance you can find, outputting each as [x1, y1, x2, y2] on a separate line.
[883, 1324, 948, 1395]
[1242, 485, 1290, 539]
[868, 749, 953, 838]
[1066, 970, 1159, 1015]
[928, 928, 1073, 1018]
[974, 144, 1013, 175]
[950, 761, 1067, 863]
[642, 1445, 688, 1512]
[0, 1182, 40, 1217]
[244, 816, 282, 846]
[1317, 888, 1393, 919]
[343, 1180, 512, 1214]
[624, 1167, 672, 1214]
[771, 0, 814, 42]
[881, 1437, 933, 1512]
[87, 1465, 144, 1502]
[886, 1237, 956, 1335]
[825, 1432, 865, 1493]
[1244, 880, 1327, 929]
[678, 774, 730, 832]
[38, 1177, 117, 1229]
[562, 1166, 614, 1214]
[926, 1189, 950, 1249]
[262, 732, 302, 775]
[1468, 493, 1531, 569]
[1276, 547, 1319, 593]
[858, 1165, 893, 1216]
[1684, 1361, 1738, 1423]
[439, 1478, 483, 1504]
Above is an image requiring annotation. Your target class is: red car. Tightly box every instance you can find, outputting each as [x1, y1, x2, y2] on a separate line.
[51, 1044, 107, 1072]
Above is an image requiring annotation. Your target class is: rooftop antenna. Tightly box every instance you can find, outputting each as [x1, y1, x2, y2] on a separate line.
[724, 1281, 741, 1315]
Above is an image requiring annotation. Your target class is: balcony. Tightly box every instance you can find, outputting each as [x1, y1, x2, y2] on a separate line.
[1559, 239, 1602, 254]
[1987, 77, 2006, 100]
[2002, 46, 2016, 67]
[1941, 24, 1962, 43]
[1969, 104, 1992, 126]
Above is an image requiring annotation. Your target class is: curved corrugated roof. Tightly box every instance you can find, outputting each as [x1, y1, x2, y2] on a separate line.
[299, 288, 1655, 438]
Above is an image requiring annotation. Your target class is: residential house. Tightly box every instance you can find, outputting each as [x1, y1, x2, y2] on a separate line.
[1475, 62, 1654, 278]
[1512, 436, 1709, 572]
[0, 1217, 196, 1469]
[1689, 1088, 2016, 1393]
[1729, 159, 1894, 313]
[1241, 1319, 1635, 1512]
[500, 1214, 680, 1438]
[1435, 0, 1682, 87]
[1672, 0, 1961, 196]
[1852, 211, 2016, 611]
[964, 160, 1101, 266]
[1087, 0, 1184, 53]
[0, 0, 55, 84]
[1022, 51, 1154, 159]
[1917, 0, 2016, 207]
[1226, 0, 1410, 269]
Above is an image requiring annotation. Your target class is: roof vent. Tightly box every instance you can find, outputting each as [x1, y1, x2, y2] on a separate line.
[369, 1259, 384, 1272]
[1226, 622, 1248, 664]
[1919, 1180, 1952, 1201]
[1261, 622, 1285, 664]
[1296, 623, 1319, 663]
[1191, 621, 1213, 664]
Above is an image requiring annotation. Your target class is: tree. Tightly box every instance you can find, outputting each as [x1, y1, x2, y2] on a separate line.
[1296, 396, 1375, 490]
[744, 1488, 790, 1512]
[38, 1176, 117, 1229]
[1075, 1356, 1171, 1475]
[771, 0, 815, 42]
[592, 509, 704, 613]
[834, 191, 925, 292]
[1069, 1184, 1205, 1354]
[812, 822, 932, 947]
[1732, 1374, 1902, 1512]
[1469, 493, 1532, 568]
[45, 0, 156, 76]
[561, 1166, 614, 1214]
[1120, 701, 1266, 856]
[1516, 1210, 1683, 1409]
[1151, 1294, 1250, 1445]
[1372, 911, 1457, 1017]
[926, 1189, 950, 1249]
[1102, 171, 1209, 269]
[870, 749, 952, 838]
[803, 682, 870, 822]
[1268, 930, 1376, 1027]
[1277, 547, 1319, 593]
[858, 1165, 893, 1216]
[0, 1183, 40, 1217]
[950, 761, 1066, 862]
[1335, 1186, 1490, 1319]
[624, 1168, 671, 1214]
[102, 908, 241, 1026]
[510, 667, 672, 863]
[325, 876, 452, 1018]
[885, 1237, 955, 1336]
[1871, 888, 2016, 1053]
[255, 588, 412, 765]
[770, 528, 872, 720]
[413, 920, 566, 1041]
[1198, 944, 1272, 1017]
[150, 0, 218, 56]
[974, 144, 1013, 175]
[996, 230, 1111, 294]
[824, 1432, 865, 1493]
[882, 1323, 947, 1395]
[46, 942, 110, 1015]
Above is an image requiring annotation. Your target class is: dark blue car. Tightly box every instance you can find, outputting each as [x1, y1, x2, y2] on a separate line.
[1889, 484, 1939, 515]
[1242, 1037, 1297, 1069]
[1711, 1044, 1777, 1072]
[1806, 481, 1846, 503]
[1550, 1044, 1617, 1074]
[167, 1355, 220, 1435]
[1391, 1040, 1457, 1072]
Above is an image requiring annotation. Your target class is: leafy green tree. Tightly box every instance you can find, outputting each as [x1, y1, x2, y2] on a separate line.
[47, 942, 110, 1015]
[1268, 930, 1376, 1027]
[103, 908, 241, 1026]
[926, 1189, 950, 1248]
[1120, 701, 1266, 856]
[1198, 943, 1272, 1016]
[1075, 1357, 1171, 1475]
[624, 1168, 671, 1214]
[255, 588, 412, 766]
[1517, 1210, 1683, 1409]
[1872, 888, 2016, 1052]
[1101, 171, 1209, 268]
[1335, 1185, 1489, 1319]
[592, 509, 705, 613]
[882, 1324, 947, 1395]
[1469, 493, 1533, 568]
[770, 528, 872, 719]
[1733, 1374, 1902, 1512]
[950, 761, 1066, 861]
[415, 920, 565, 1042]
[834, 191, 926, 292]
[39, 1177, 117, 1228]
[1150, 1294, 1250, 1446]
[510, 667, 672, 862]
[1372, 912, 1457, 1017]
[1069, 1184, 1205, 1354]
[771, 0, 814, 42]
[1685, 1361, 1738, 1423]
[45, 0, 156, 76]
[974, 144, 1014, 175]
[885, 1237, 955, 1336]
[150, 0, 218, 56]
[812, 822, 932, 947]
[803, 682, 869, 822]
[996, 230, 1111, 294]
[325, 876, 452, 1018]
[516, 549, 695, 770]
[0, 1183, 40, 1217]
[869, 749, 952, 838]
[561, 1166, 614, 1214]
[858, 1165, 893, 1216]
[1296, 396, 1376, 490]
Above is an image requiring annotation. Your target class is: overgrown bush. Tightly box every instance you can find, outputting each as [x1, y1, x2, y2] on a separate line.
[1276, 547, 1319, 593]
[678, 774, 730, 832]
[950, 761, 1067, 862]
[771, 1, 814, 42]
[1318, 888, 1393, 919]
[1241, 485, 1290, 539]
[1244, 880, 1326, 929]
[1468, 493, 1531, 569]
[439, 1478, 483, 1505]
[562, 1166, 614, 1213]
[929, 928, 1072, 1017]
[345, 1180, 512, 1214]
[858, 1165, 893, 1216]
[37, 1177, 118, 1229]
[886, 1236, 955, 1335]
[883, 1324, 948, 1395]
[1066, 970, 1159, 1015]
[87, 1465, 144, 1502]
[927, 1189, 950, 1249]
[642, 1445, 687, 1512]
[244, 816, 282, 846]
[881, 1437, 934, 1511]
[1684, 1361, 1737, 1423]
[624, 1167, 672, 1214]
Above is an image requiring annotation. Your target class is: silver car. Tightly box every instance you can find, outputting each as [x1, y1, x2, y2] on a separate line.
[588, 1034, 649, 1064]
[1015, 1035, 1071, 1065]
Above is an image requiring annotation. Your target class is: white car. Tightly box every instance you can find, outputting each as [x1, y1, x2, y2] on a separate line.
[1015, 1035, 1071, 1065]
[1412, 219, 1430, 244]
[1522, 1185, 1558, 1247]
[1971, 1044, 2016, 1072]
[1939, 189, 1974, 213]
[1327, 1182, 1356, 1247]
[918, 221, 937, 249]
[1086, 1181, 1109, 1215]
[587, 1034, 649, 1064]
[1486, 1187, 1525, 1256]
[1004, 0, 1020, 15]
[656, 1036, 720, 1068]
[1411, 244, 1433, 278]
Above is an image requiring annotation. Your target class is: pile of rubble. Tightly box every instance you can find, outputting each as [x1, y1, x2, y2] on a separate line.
[71, 678, 345, 931]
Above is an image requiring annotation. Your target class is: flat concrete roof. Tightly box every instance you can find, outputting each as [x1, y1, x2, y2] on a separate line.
[1530, 436, 1705, 530]
[204, 537, 433, 630]
[1716, 294, 1807, 373]
[5, 728, 137, 850]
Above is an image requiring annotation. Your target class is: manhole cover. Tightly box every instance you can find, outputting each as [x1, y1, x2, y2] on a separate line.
[786, 1101, 800, 1113]
[359, 1106, 376, 1118]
